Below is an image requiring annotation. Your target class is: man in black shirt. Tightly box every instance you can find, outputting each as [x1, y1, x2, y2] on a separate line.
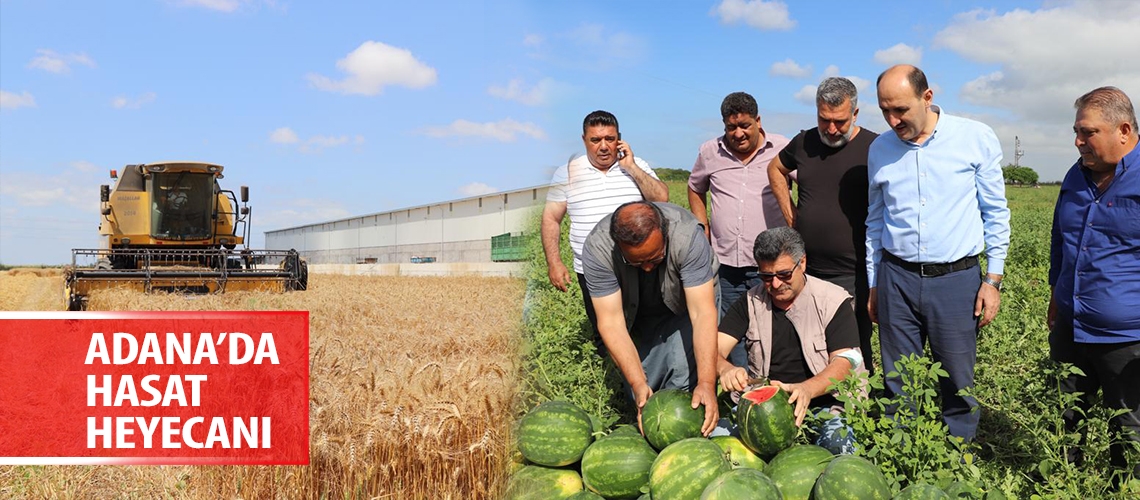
[767, 76, 878, 373]
[714, 227, 866, 454]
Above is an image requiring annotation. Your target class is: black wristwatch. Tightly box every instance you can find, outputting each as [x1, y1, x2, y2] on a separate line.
[982, 276, 1003, 292]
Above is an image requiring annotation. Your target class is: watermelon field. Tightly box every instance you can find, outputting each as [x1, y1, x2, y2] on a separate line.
[517, 183, 1140, 498]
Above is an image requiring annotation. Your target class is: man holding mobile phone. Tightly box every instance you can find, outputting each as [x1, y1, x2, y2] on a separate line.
[543, 110, 669, 350]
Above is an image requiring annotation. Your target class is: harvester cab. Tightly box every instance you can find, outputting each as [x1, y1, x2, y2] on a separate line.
[64, 161, 308, 310]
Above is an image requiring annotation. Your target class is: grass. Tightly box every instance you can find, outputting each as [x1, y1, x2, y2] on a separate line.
[0, 273, 524, 499]
[519, 182, 1139, 498]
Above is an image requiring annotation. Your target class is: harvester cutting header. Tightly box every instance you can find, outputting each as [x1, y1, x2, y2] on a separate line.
[64, 161, 307, 310]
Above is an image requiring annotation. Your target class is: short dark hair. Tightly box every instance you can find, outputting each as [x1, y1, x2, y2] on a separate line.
[1075, 86, 1138, 132]
[610, 201, 666, 246]
[753, 227, 805, 264]
[721, 92, 758, 120]
[877, 65, 929, 98]
[583, 110, 619, 134]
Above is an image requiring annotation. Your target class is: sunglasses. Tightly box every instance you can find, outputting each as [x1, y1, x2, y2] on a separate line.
[621, 242, 667, 268]
[758, 258, 802, 283]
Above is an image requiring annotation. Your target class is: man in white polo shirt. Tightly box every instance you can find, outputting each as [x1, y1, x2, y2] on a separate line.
[542, 110, 669, 344]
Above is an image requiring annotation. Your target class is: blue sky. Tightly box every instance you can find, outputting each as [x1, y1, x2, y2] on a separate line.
[2, 0, 1137, 265]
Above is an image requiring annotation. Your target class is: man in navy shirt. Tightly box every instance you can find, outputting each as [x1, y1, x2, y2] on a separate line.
[1048, 86, 1140, 481]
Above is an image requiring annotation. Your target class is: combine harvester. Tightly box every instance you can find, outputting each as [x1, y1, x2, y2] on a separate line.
[64, 161, 307, 310]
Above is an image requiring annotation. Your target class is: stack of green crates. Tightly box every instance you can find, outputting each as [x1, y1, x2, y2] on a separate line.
[491, 232, 527, 262]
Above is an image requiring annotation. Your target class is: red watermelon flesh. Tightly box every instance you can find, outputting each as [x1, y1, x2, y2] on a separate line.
[741, 385, 780, 404]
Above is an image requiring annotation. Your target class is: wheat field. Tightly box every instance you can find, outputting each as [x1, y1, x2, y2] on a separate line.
[0, 269, 525, 499]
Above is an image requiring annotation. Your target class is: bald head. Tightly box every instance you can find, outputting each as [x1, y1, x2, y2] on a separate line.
[610, 201, 665, 246]
[877, 64, 936, 143]
[877, 64, 929, 98]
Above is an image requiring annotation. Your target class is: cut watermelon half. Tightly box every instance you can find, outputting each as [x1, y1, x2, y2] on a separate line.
[741, 386, 781, 404]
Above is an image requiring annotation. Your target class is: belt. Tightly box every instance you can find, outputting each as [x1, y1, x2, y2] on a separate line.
[883, 251, 978, 278]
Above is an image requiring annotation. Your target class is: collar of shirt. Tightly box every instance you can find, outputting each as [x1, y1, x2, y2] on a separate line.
[716, 135, 774, 164]
[1080, 139, 1138, 194]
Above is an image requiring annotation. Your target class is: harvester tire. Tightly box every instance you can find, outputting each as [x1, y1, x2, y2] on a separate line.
[296, 260, 309, 291]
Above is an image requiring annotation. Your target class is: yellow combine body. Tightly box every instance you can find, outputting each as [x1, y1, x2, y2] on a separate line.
[64, 161, 307, 310]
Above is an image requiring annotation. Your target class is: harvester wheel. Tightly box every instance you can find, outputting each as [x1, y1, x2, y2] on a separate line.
[296, 260, 309, 291]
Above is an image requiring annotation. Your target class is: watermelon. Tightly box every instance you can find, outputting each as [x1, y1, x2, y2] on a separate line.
[763, 444, 832, 500]
[943, 482, 980, 499]
[710, 436, 767, 470]
[517, 401, 594, 467]
[811, 455, 891, 500]
[736, 386, 797, 459]
[649, 437, 732, 500]
[642, 389, 705, 451]
[699, 468, 781, 500]
[505, 465, 584, 500]
[568, 491, 606, 500]
[581, 434, 657, 499]
[895, 483, 950, 499]
[608, 424, 643, 438]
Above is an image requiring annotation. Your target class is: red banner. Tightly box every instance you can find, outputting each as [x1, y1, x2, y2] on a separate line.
[0, 311, 309, 465]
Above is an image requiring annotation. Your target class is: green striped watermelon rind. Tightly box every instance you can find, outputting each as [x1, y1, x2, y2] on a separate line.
[894, 483, 950, 500]
[736, 386, 797, 459]
[709, 435, 767, 470]
[699, 468, 782, 500]
[641, 389, 705, 451]
[505, 465, 584, 500]
[763, 444, 833, 500]
[649, 437, 732, 500]
[580, 434, 658, 500]
[517, 400, 595, 467]
[567, 491, 606, 500]
[811, 454, 892, 500]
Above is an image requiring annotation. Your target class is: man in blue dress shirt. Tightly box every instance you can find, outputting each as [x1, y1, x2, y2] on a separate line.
[1048, 86, 1139, 481]
[865, 65, 1010, 441]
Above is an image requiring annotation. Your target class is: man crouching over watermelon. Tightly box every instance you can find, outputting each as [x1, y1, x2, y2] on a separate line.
[582, 201, 721, 437]
[713, 227, 868, 454]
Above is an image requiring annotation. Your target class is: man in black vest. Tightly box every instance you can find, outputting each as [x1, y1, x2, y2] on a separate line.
[582, 201, 720, 435]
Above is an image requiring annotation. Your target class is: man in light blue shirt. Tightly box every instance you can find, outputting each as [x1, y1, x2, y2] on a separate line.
[865, 65, 1010, 441]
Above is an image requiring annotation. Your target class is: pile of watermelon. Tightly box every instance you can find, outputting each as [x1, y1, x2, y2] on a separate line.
[505, 386, 999, 499]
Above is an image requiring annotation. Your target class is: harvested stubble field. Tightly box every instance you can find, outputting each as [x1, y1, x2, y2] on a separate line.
[0, 270, 525, 499]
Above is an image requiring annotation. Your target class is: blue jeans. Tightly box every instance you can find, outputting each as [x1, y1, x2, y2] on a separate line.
[711, 410, 857, 455]
[719, 265, 760, 368]
[623, 313, 697, 403]
[877, 256, 981, 441]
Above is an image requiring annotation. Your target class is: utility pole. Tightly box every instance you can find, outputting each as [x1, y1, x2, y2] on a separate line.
[1015, 136, 1025, 168]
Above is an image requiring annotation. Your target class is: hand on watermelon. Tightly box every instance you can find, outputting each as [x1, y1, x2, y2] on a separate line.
[770, 380, 809, 426]
[718, 366, 749, 392]
[693, 381, 719, 436]
[633, 383, 653, 436]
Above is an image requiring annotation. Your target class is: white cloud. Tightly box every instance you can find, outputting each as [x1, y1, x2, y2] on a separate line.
[27, 49, 96, 74]
[712, 0, 796, 31]
[457, 182, 499, 197]
[0, 90, 37, 109]
[307, 41, 437, 96]
[770, 58, 811, 78]
[793, 85, 817, 105]
[0, 170, 102, 211]
[176, 0, 281, 12]
[523, 34, 544, 47]
[932, 2, 1140, 180]
[488, 78, 556, 106]
[256, 198, 352, 231]
[822, 65, 840, 78]
[873, 43, 923, 66]
[70, 161, 99, 173]
[111, 92, 157, 109]
[847, 76, 872, 93]
[421, 119, 546, 142]
[269, 127, 300, 144]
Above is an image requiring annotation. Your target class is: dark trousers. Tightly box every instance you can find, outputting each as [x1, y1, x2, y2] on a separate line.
[877, 256, 981, 441]
[812, 271, 875, 374]
[577, 273, 605, 356]
[718, 264, 757, 368]
[1051, 322, 1140, 477]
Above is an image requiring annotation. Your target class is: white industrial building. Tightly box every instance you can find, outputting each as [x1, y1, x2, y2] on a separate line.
[264, 185, 549, 276]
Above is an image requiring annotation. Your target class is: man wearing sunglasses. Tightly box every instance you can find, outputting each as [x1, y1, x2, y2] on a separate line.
[715, 227, 866, 454]
[581, 201, 721, 436]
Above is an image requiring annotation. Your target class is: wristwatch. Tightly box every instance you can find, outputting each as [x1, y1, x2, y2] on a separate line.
[982, 276, 1003, 292]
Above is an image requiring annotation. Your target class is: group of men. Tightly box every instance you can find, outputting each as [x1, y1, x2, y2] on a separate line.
[541, 64, 1139, 475]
